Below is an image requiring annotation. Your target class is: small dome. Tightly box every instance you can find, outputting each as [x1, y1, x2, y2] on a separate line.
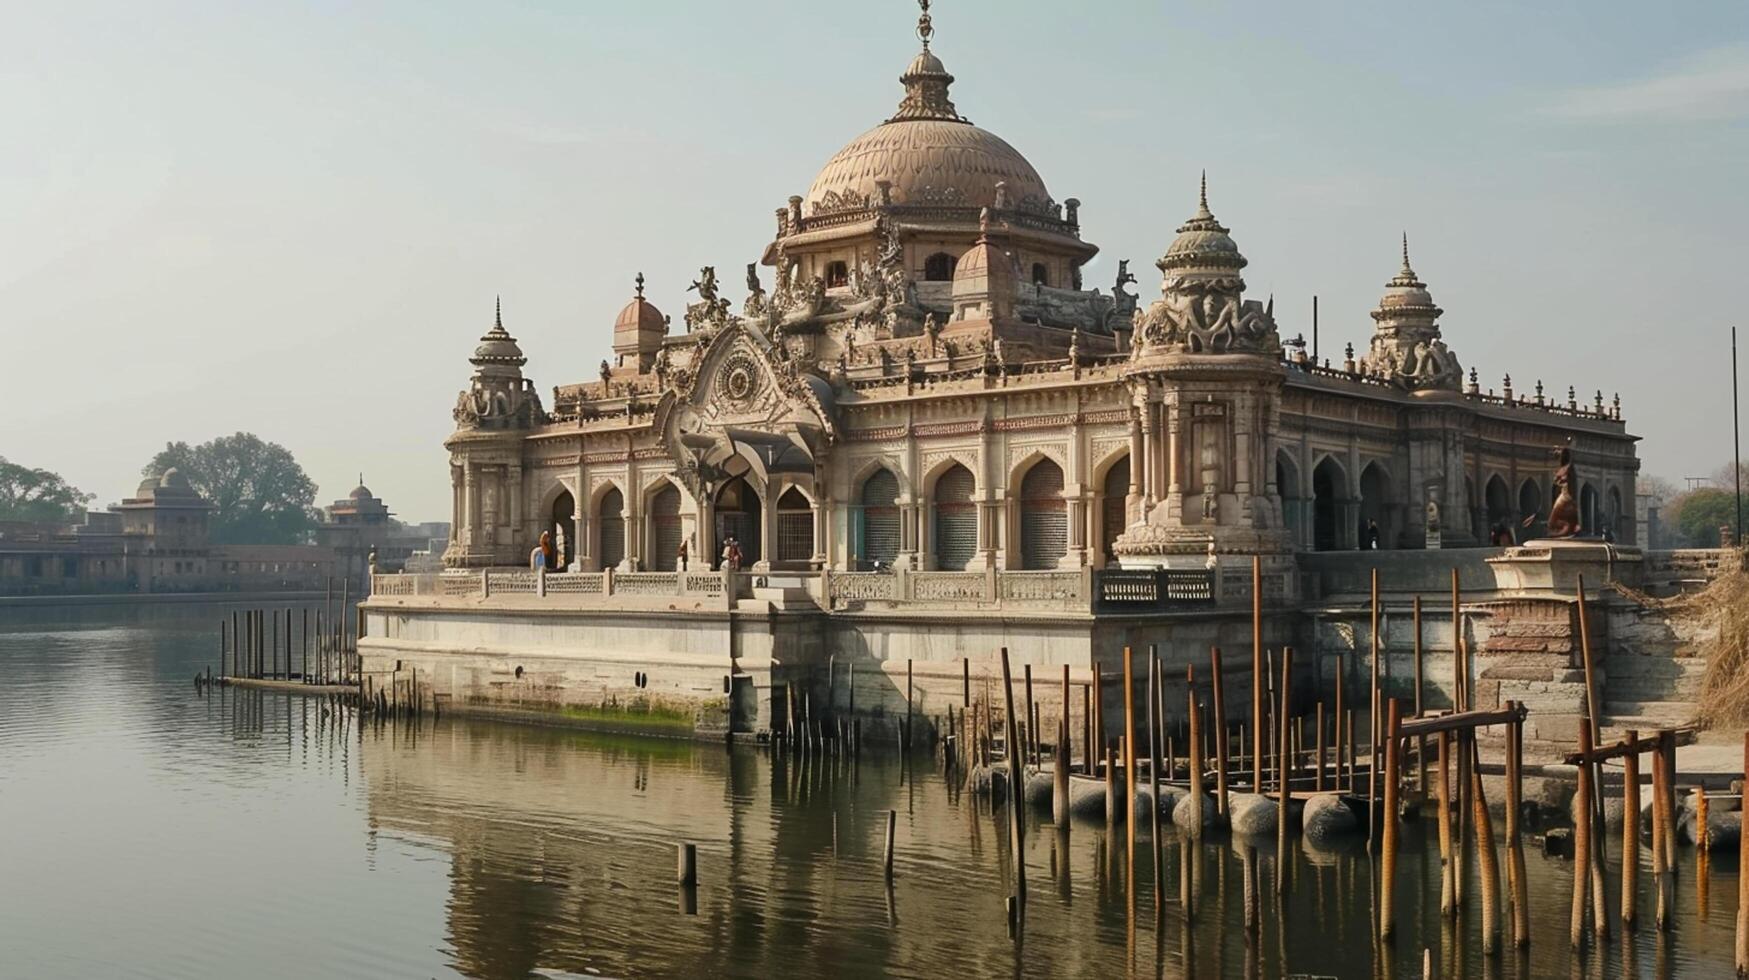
[349, 484, 374, 501]
[614, 296, 665, 337]
[1159, 174, 1247, 279]
[160, 467, 191, 489]
[136, 474, 161, 495]
[471, 297, 527, 367]
[806, 119, 1049, 215]
[1377, 235, 1441, 315]
[904, 49, 947, 77]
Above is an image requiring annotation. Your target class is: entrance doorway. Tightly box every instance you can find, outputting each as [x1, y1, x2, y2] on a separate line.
[714, 477, 761, 568]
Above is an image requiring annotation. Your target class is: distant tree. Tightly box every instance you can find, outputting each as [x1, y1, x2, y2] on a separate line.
[0, 457, 93, 524]
[145, 434, 319, 544]
[1668, 487, 1744, 548]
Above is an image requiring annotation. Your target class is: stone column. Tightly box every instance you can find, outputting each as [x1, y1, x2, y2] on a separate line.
[508, 465, 524, 557]
[1126, 408, 1143, 522]
[1140, 400, 1158, 505]
[755, 485, 775, 572]
[463, 464, 479, 548]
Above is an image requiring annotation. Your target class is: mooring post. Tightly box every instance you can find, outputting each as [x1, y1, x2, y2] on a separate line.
[1252, 555, 1264, 796]
[1506, 702, 1530, 949]
[1054, 665, 1071, 828]
[1147, 656, 1164, 913]
[1623, 730, 1641, 927]
[1437, 729, 1455, 917]
[1023, 664, 1035, 767]
[219, 620, 228, 679]
[677, 842, 697, 886]
[999, 647, 1026, 909]
[1276, 646, 1293, 896]
[1186, 666, 1203, 841]
[1210, 646, 1229, 818]
[1380, 698, 1401, 941]
[1572, 725, 1593, 950]
[884, 809, 897, 879]
[1737, 731, 1749, 975]
[1368, 569, 1380, 852]
[1104, 744, 1117, 827]
[1470, 732, 1501, 955]
[1412, 595, 1426, 795]
[905, 658, 914, 753]
[1334, 653, 1345, 791]
[1452, 572, 1469, 909]
[1663, 731, 1679, 874]
[1123, 646, 1136, 863]
[1655, 729, 1674, 931]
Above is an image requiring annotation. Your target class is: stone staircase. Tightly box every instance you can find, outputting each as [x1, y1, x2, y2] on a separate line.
[1599, 652, 1708, 737]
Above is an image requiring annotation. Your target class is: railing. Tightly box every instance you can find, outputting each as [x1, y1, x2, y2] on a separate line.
[370, 569, 729, 603]
[1095, 568, 1217, 611]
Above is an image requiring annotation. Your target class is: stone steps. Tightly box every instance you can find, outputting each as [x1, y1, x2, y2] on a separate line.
[1601, 699, 1695, 734]
[1601, 656, 1708, 702]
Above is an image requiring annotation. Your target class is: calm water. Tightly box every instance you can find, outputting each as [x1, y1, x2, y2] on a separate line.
[1, 603, 1741, 979]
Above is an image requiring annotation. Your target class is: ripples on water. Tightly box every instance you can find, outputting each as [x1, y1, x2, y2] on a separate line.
[0, 602, 1741, 979]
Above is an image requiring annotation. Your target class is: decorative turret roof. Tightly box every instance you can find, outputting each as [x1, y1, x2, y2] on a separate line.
[614, 273, 667, 342]
[471, 296, 527, 370]
[1158, 173, 1248, 284]
[1372, 233, 1442, 321]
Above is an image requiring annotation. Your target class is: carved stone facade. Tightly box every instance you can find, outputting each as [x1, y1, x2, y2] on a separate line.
[440, 27, 1639, 574]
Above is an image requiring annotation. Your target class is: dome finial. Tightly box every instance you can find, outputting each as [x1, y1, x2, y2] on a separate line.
[916, 0, 934, 49]
[1199, 170, 1208, 212]
[494, 294, 502, 330]
[1401, 231, 1413, 274]
[635, 271, 645, 299]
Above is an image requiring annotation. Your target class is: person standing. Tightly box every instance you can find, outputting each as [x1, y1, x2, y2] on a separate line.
[677, 538, 689, 572]
[1364, 520, 1381, 550]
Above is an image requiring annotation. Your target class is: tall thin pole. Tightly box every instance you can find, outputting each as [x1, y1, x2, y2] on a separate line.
[1733, 325, 1741, 544]
[1252, 556, 1263, 794]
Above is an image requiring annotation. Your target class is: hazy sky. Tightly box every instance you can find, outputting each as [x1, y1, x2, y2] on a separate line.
[4, 1, 1747, 521]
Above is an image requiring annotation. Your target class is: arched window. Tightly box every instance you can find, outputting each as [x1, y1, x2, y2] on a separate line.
[1018, 459, 1067, 570]
[1031, 263, 1049, 286]
[1518, 479, 1544, 540]
[548, 490, 575, 570]
[1101, 457, 1130, 563]
[1580, 484, 1599, 536]
[776, 487, 813, 564]
[1276, 451, 1303, 544]
[1606, 486, 1624, 540]
[1485, 476, 1512, 534]
[932, 464, 977, 571]
[825, 261, 849, 288]
[858, 469, 900, 569]
[598, 488, 625, 570]
[714, 477, 761, 567]
[1359, 462, 1392, 549]
[1312, 457, 1347, 552]
[924, 252, 956, 282]
[648, 485, 681, 571]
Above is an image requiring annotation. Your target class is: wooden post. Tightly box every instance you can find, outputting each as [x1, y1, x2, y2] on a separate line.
[1123, 646, 1136, 861]
[905, 659, 913, 753]
[1368, 569, 1381, 851]
[1663, 731, 1679, 873]
[677, 842, 697, 885]
[1275, 646, 1293, 896]
[1576, 574, 1611, 939]
[1737, 731, 1749, 975]
[999, 647, 1027, 907]
[1092, 659, 1104, 760]
[1346, 710, 1357, 793]
[1023, 663, 1035, 767]
[1104, 744, 1117, 826]
[1437, 729, 1455, 917]
[1081, 684, 1092, 776]
[1380, 698, 1402, 941]
[1148, 655, 1164, 911]
[884, 809, 897, 879]
[1506, 704, 1530, 949]
[1054, 664, 1071, 828]
[1470, 733, 1501, 955]
[1252, 555, 1263, 794]
[1413, 595, 1426, 794]
[1622, 730, 1641, 927]
[1210, 646, 1229, 818]
[1187, 667, 1203, 840]
[1571, 725, 1593, 950]
[1654, 729, 1673, 931]
[1334, 653, 1345, 790]
[1315, 700, 1327, 793]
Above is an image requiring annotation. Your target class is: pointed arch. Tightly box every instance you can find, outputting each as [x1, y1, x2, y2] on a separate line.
[1097, 452, 1132, 565]
[1518, 478, 1545, 540]
[931, 463, 978, 571]
[1276, 449, 1304, 546]
[855, 467, 902, 569]
[1312, 455, 1348, 551]
[645, 479, 684, 571]
[1359, 460, 1393, 549]
[1017, 456, 1067, 570]
[598, 486, 626, 570]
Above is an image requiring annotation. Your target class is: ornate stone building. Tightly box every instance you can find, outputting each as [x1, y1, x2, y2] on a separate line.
[438, 13, 1638, 582]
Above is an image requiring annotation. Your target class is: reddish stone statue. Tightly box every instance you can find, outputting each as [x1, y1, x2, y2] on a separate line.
[1544, 445, 1581, 538]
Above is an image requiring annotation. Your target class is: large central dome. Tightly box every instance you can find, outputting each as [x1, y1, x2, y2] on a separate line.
[806, 119, 1049, 214]
[803, 47, 1050, 214]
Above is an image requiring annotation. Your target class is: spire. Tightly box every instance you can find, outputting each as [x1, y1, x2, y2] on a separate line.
[889, 0, 962, 122]
[634, 271, 645, 299]
[1386, 233, 1426, 289]
[1198, 169, 1210, 216]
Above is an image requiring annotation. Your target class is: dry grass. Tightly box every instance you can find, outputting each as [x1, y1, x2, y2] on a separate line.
[1679, 561, 1749, 729]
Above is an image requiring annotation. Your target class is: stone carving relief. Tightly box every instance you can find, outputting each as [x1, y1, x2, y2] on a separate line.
[1361, 336, 1464, 392]
[1133, 285, 1279, 357]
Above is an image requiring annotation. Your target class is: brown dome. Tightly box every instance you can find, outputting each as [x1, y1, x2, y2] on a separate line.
[614, 296, 665, 336]
[806, 119, 1050, 215]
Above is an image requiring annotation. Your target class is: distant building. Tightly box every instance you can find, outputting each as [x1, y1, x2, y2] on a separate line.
[1, 468, 338, 596]
[316, 477, 450, 581]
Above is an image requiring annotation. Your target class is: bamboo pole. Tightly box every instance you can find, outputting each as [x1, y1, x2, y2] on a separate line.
[999, 647, 1026, 908]
[1506, 704, 1530, 949]
[1253, 555, 1264, 795]
[1148, 655, 1164, 912]
[1470, 731, 1502, 956]
[1451, 571, 1467, 908]
[1413, 595, 1426, 795]
[1380, 698, 1402, 940]
[1123, 646, 1136, 860]
[1572, 725, 1593, 950]
[1623, 730, 1641, 927]
[1576, 576, 1611, 940]
[1654, 730, 1673, 931]
[1315, 700, 1327, 793]
[1187, 667, 1203, 841]
[1369, 570, 1381, 850]
[1334, 653, 1345, 790]
[1211, 646, 1229, 818]
[1023, 664, 1034, 766]
[1276, 646, 1293, 896]
[1737, 731, 1749, 975]
[1437, 729, 1455, 917]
